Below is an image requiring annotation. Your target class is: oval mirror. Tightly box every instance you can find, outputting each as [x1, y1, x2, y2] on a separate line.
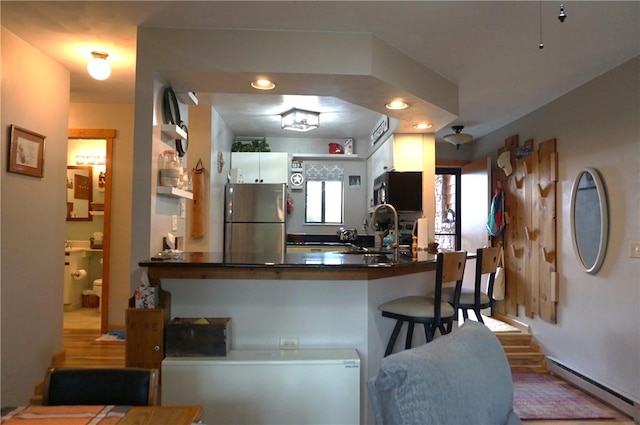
[570, 167, 608, 274]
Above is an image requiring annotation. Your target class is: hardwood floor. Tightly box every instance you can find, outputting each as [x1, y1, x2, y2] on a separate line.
[57, 328, 633, 425]
[57, 328, 124, 368]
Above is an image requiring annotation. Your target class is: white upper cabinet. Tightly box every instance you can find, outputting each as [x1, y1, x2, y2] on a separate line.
[231, 152, 288, 184]
[367, 134, 425, 210]
[392, 134, 424, 172]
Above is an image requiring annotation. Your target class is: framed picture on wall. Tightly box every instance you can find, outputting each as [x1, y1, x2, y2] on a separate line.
[8, 125, 46, 177]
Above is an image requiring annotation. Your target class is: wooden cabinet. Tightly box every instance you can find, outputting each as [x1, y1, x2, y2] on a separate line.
[231, 152, 288, 184]
[125, 290, 171, 369]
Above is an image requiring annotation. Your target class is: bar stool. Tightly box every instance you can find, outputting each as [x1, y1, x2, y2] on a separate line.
[442, 246, 500, 324]
[378, 251, 467, 357]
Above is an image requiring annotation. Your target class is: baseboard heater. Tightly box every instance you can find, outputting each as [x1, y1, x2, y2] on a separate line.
[546, 356, 640, 422]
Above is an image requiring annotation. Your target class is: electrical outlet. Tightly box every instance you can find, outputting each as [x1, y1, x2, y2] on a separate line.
[629, 241, 640, 258]
[279, 337, 299, 350]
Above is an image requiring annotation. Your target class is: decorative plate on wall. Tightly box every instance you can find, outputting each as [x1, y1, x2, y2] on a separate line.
[175, 121, 188, 157]
[217, 151, 225, 174]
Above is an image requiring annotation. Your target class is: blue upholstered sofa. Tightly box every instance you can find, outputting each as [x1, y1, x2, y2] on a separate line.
[367, 321, 522, 425]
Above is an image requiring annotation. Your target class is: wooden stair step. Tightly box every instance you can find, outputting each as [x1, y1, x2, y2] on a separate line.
[505, 350, 545, 362]
[489, 315, 547, 372]
[495, 332, 532, 346]
[502, 345, 541, 353]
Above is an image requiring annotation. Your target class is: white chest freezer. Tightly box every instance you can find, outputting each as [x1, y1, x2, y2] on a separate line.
[162, 349, 360, 425]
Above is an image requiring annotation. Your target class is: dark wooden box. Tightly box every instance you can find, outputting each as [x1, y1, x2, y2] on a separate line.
[165, 317, 231, 357]
[81, 294, 99, 308]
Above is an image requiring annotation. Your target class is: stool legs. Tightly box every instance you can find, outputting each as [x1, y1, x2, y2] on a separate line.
[385, 320, 404, 357]
[385, 320, 444, 357]
[405, 322, 415, 350]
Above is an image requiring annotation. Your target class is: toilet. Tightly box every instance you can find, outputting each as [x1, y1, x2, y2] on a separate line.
[92, 278, 103, 312]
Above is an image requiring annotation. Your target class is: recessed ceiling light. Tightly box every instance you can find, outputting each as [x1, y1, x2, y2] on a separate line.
[412, 123, 432, 130]
[251, 79, 276, 90]
[385, 100, 409, 110]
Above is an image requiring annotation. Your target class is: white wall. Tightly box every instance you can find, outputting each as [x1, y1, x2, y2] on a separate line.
[68, 103, 134, 327]
[1, 28, 69, 405]
[472, 57, 640, 401]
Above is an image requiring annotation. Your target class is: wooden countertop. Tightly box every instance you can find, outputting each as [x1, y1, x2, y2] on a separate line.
[139, 251, 438, 281]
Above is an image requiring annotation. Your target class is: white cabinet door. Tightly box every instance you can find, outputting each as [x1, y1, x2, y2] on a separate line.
[231, 152, 288, 184]
[231, 152, 261, 183]
[393, 134, 423, 171]
[258, 152, 288, 183]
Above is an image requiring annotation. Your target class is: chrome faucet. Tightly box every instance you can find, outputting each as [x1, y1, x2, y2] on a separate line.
[371, 203, 399, 262]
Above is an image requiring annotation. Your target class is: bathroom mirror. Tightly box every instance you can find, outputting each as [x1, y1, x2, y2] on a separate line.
[570, 167, 608, 274]
[66, 165, 93, 221]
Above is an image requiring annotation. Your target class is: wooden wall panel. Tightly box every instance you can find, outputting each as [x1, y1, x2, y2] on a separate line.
[495, 135, 519, 316]
[493, 135, 557, 324]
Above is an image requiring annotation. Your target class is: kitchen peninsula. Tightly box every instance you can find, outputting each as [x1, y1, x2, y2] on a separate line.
[133, 250, 438, 423]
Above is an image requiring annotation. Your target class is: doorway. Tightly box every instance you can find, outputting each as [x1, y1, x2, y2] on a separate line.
[66, 129, 115, 334]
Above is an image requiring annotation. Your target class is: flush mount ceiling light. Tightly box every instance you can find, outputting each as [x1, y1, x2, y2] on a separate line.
[443, 125, 474, 150]
[281, 108, 320, 132]
[251, 79, 276, 90]
[385, 100, 409, 110]
[412, 122, 432, 130]
[87, 51, 111, 80]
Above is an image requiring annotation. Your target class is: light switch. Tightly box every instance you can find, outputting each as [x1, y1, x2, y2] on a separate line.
[629, 241, 640, 258]
[180, 199, 186, 219]
[171, 215, 178, 232]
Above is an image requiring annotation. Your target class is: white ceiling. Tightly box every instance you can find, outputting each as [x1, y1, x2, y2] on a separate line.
[2, 1, 638, 143]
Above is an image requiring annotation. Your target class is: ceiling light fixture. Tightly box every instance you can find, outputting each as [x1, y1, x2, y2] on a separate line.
[87, 51, 111, 80]
[281, 108, 320, 132]
[412, 123, 432, 130]
[443, 125, 473, 150]
[251, 79, 276, 90]
[385, 100, 409, 110]
[76, 155, 106, 165]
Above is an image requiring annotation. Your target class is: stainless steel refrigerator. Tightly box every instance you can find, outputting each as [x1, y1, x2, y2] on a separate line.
[224, 183, 287, 260]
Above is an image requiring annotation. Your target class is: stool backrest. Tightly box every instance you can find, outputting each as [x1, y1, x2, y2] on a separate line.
[434, 251, 468, 316]
[43, 367, 159, 406]
[440, 251, 468, 283]
[476, 247, 500, 300]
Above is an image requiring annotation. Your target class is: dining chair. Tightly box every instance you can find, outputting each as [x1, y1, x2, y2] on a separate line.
[378, 250, 467, 357]
[42, 367, 159, 406]
[442, 246, 500, 324]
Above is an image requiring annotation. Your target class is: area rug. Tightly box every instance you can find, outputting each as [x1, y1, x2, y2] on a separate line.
[512, 373, 615, 420]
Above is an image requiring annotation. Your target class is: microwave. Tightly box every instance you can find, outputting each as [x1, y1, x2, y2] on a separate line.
[373, 171, 423, 212]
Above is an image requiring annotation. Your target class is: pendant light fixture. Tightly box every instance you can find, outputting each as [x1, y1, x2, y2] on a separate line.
[443, 125, 473, 150]
[87, 51, 111, 80]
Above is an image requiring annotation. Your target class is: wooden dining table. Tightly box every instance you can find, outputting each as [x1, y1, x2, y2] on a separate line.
[0, 405, 202, 425]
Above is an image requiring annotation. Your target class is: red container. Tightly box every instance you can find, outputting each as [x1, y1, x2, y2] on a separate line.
[328, 143, 344, 154]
